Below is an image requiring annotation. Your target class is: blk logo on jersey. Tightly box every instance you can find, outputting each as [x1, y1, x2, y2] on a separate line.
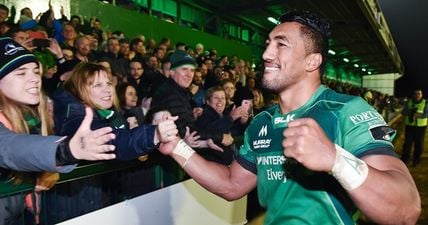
[274, 114, 295, 125]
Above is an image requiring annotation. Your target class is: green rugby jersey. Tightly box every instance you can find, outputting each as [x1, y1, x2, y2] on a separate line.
[237, 85, 396, 225]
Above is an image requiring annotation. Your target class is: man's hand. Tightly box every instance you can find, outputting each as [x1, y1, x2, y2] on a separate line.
[69, 107, 116, 161]
[155, 115, 179, 144]
[46, 38, 63, 59]
[184, 126, 201, 148]
[282, 118, 336, 172]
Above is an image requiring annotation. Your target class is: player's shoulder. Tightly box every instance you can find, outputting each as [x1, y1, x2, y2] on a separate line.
[245, 104, 277, 131]
[252, 104, 277, 120]
[315, 87, 370, 111]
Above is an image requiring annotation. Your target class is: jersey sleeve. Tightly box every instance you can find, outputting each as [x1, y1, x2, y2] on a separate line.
[339, 97, 396, 158]
[236, 129, 257, 174]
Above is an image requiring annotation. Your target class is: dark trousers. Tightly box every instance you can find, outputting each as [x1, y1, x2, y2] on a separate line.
[401, 125, 427, 164]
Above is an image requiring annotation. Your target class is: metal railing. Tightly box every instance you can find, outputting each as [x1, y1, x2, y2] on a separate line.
[0, 153, 186, 225]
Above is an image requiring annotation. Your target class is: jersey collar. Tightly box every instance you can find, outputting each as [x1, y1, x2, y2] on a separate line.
[272, 85, 327, 129]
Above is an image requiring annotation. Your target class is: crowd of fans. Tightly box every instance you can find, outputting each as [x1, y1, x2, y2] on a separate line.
[324, 78, 403, 120]
[0, 2, 404, 224]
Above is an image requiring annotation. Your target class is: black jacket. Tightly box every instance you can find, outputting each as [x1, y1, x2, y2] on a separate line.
[151, 79, 223, 143]
[195, 105, 236, 165]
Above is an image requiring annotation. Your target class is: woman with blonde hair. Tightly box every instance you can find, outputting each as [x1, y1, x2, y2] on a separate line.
[0, 37, 58, 225]
[252, 88, 266, 115]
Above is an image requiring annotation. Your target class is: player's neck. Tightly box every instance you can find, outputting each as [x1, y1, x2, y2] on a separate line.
[278, 80, 320, 114]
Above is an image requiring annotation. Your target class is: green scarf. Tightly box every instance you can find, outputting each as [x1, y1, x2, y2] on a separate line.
[24, 113, 41, 134]
[97, 109, 126, 129]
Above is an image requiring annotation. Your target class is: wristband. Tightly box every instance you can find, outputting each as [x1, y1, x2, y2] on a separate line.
[173, 139, 195, 167]
[330, 144, 369, 190]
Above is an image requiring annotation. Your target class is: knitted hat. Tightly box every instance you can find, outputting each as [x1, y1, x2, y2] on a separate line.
[0, 37, 38, 79]
[170, 50, 196, 70]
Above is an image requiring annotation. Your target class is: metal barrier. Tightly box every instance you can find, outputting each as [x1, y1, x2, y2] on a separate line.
[0, 153, 186, 225]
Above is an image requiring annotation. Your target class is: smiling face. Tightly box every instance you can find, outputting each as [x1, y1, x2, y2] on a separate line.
[75, 37, 91, 57]
[89, 71, 114, 109]
[0, 8, 8, 22]
[63, 24, 76, 41]
[171, 65, 195, 88]
[207, 90, 226, 114]
[262, 22, 309, 92]
[0, 62, 41, 105]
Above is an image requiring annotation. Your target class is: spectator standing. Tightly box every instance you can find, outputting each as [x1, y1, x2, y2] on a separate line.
[116, 83, 145, 127]
[221, 79, 236, 108]
[130, 37, 146, 62]
[54, 62, 176, 160]
[90, 17, 104, 44]
[127, 60, 148, 100]
[189, 68, 205, 107]
[196, 86, 246, 165]
[98, 37, 129, 79]
[152, 50, 232, 147]
[0, 4, 10, 23]
[401, 89, 428, 166]
[0, 37, 116, 171]
[252, 88, 266, 115]
[59, 23, 77, 51]
[0, 37, 61, 225]
[49, 62, 177, 221]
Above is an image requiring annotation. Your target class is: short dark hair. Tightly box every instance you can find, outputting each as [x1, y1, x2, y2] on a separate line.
[70, 15, 81, 22]
[20, 7, 31, 15]
[0, 4, 9, 13]
[175, 42, 186, 49]
[119, 38, 129, 44]
[130, 37, 143, 47]
[279, 10, 330, 75]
